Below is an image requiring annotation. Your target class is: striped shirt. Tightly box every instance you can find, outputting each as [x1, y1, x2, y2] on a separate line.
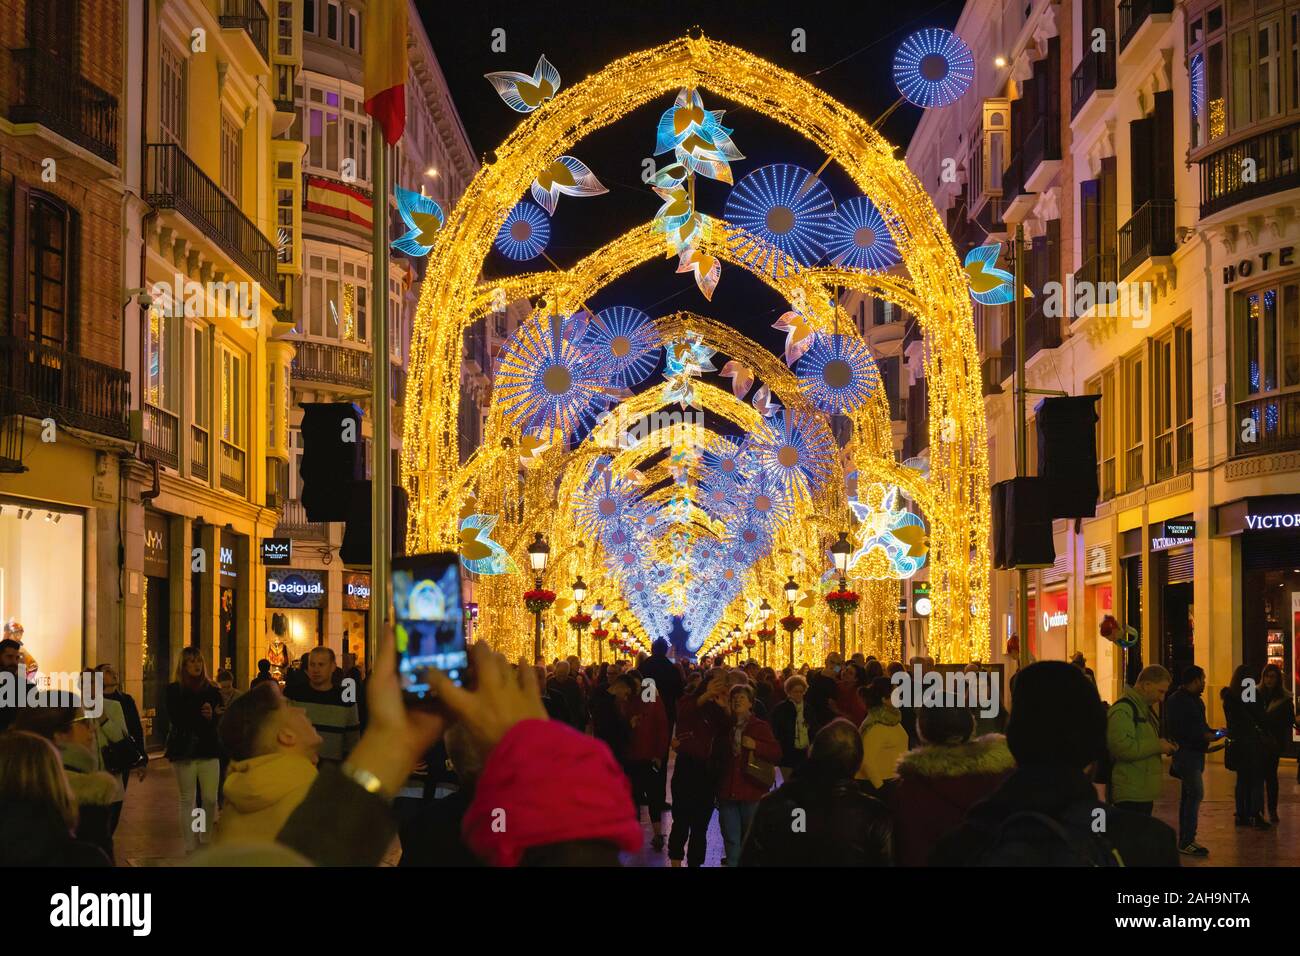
[285, 684, 360, 763]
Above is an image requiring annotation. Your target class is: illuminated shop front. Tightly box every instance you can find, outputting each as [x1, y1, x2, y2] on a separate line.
[1150, 516, 1196, 687]
[0, 497, 85, 684]
[264, 568, 326, 679]
[341, 571, 370, 671]
[142, 510, 172, 747]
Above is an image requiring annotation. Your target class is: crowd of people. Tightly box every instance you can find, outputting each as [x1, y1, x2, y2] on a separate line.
[0, 631, 1296, 867]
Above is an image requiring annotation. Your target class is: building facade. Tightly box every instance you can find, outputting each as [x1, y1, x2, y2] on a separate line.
[897, 0, 1299, 726]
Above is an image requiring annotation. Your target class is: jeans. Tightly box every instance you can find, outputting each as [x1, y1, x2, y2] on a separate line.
[1173, 751, 1204, 845]
[668, 757, 714, 866]
[1234, 771, 1265, 819]
[716, 798, 758, 867]
[627, 761, 667, 822]
[174, 758, 221, 853]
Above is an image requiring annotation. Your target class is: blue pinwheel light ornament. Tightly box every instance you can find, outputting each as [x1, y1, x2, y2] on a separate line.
[581, 306, 662, 388]
[826, 197, 901, 271]
[495, 201, 551, 261]
[796, 333, 881, 414]
[495, 315, 604, 439]
[893, 28, 975, 109]
[724, 164, 836, 276]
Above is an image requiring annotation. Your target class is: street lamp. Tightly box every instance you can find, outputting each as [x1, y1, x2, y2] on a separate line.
[782, 575, 801, 670]
[571, 574, 588, 661]
[730, 624, 741, 665]
[527, 532, 550, 662]
[830, 531, 853, 658]
[758, 598, 774, 667]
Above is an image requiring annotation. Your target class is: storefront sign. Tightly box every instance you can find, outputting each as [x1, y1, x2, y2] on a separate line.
[1151, 519, 1196, 552]
[1216, 496, 1300, 535]
[1222, 246, 1295, 283]
[261, 538, 292, 565]
[1041, 610, 1068, 630]
[1244, 512, 1300, 530]
[144, 511, 170, 578]
[220, 531, 239, 581]
[342, 572, 371, 610]
[266, 569, 326, 609]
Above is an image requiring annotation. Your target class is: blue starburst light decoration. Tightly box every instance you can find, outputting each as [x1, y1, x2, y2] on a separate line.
[796, 333, 881, 414]
[826, 196, 901, 271]
[495, 316, 603, 438]
[893, 29, 975, 109]
[724, 164, 836, 276]
[495, 201, 551, 261]
[752, 408, 836, 499]
[580, 306, 662, 388]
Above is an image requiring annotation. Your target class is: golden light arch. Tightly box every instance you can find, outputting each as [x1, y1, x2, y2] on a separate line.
[404, 33, 990, 662]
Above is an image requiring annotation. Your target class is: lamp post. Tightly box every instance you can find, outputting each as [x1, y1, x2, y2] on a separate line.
[830, 531, 852, 658]
[571, 574, 587, 662]
[527, 532, 550, 662]
[730, 624, 741, 666]
[759, 598, 773, 666]
[784, 575, 799, 668]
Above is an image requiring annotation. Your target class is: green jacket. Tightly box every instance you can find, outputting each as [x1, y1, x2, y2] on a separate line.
[1107, 687, 1165, 803]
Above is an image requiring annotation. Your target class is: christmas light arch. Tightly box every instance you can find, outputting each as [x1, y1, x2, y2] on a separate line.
[404, 33, 990, 663]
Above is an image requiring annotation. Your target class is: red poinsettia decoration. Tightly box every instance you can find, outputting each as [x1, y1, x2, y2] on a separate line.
[826, 590, 860, 614]
[780, 614, 803, 633]
[523, 588, 556, 613]
[591, 627, 609, 641]
[743, 637, 757, 648]
[756, 628, 776, 642]
[568, 612, 592, 629]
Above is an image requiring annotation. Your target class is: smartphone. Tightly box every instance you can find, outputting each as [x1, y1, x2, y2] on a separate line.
[392, 552, 469, 701]
[1214, 728, 1228, 739]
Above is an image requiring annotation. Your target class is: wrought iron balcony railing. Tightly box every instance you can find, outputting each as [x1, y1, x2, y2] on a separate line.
[1119, 0, 1175, 52]
[1200, 121, 1300, 219]
[142, 403, 179, 469]
[1073, 251, 1118, 319]
[1234, 393, 1300, 457]
[0, 336, 130, 438]
[145, 143, 279, 291]
[8, 47, 118, 164]
[1070, 47, 1116, 118]
[219, 0, 270, 63]
[1118, 200, 1176, 278]
[220, 440, 246, 496]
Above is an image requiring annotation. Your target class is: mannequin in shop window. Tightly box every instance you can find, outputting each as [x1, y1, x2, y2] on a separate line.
[268, 614, 289, 682]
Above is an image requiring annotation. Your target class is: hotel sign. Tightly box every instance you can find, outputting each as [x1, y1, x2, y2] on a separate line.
[1222, 246, 1295, 283]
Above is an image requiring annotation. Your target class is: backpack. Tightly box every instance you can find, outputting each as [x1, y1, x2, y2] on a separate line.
[1092, 697, 1139, 790]
[968, 802, 1125, 867]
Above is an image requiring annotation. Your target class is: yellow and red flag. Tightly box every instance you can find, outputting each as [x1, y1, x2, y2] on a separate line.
[363, 0, 408, 145]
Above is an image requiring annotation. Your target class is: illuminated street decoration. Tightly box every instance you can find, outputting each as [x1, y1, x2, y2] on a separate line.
[391, 185, 445, 258]
[405, 35, 991, 666]
[459, 511, 519, 576]
[752, 408, 836, 499]
[796, 332, 881, 413]
[827, 196, 901, 271]
[485, 54, 562, 112]
[892, 28, 975, 109]
[495, 315, 604, 438]
[725, 163, 836, 275]
[531, 155, 608, 215]
[655, 87, 744, 184]
[772, 310, 815, 366]
[963, 242, 1020, 306]
[582, 306, 662, 387]
[495, 201, 551, 260]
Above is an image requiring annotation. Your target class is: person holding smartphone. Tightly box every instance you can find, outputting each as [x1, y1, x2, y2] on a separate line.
[1163, 665, 1218, 856]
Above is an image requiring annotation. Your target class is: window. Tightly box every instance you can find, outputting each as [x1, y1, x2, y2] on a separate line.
[1088, 370, 1116, 501]
[146, 304, 173, 411]
[303, 0, 317, 34]
[1234, 280, 1300, 454]
[299, 77, 371, 185]
[191, 324, 209, 430]
[159, 43, 186, 147]
[1258, 18, 1282, 120]
[17, 190, 74, 348]
[220, 347, 246, 448]
[277, 0, 294, 56]
[347, 9, 360, 51]
[1175, 324, 1193, 474]
[1152, 328, 1191, 480]
[326, 0, 340, 41]
[220, 114, 242, 204]
[1231, 29, 1253, 129]
[1124, 351, 1144, 490]
[303, 247, 370, 344]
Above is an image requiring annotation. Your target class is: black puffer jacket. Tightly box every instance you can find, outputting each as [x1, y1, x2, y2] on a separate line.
[0, 798, 111, 866]
[739, 768, 893, 866]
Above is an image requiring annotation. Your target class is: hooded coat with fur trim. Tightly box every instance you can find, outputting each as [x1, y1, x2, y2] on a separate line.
[888, 734, 1015, 866]
[61, 743, 123, 864]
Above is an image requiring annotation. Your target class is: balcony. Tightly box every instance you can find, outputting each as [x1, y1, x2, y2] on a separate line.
[291, 340, 372, 392]
[1000, 311, 1063, 368]
[1234, 394, 1300, 457]
[142, 403, 179, 469]
[220, 440, 246, 496]
[191, 425, 210, 481]
[144, 143, 279, 291]
[1120, 0, 1175, 54]
[218, 0, 269, 64]
[273, 62, 296, 113]
[1200, 122, 1300, 219]
[1070, 47, 1116, 125]
[0, 336, 130, 439]
[1020, 115, 1062, 192]
[1118, 200, 1176, 279]
[7, 47, 118, 165]
[275, 498, 329, 540]
[1072, 251, 1118, 321]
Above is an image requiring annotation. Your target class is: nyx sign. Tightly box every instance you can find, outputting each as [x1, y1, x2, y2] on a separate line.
[261, 538, 292, 565]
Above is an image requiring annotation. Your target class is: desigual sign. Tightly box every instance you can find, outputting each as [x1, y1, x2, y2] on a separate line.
[266, 570, 325, 608]
[342, 572, 371, 610]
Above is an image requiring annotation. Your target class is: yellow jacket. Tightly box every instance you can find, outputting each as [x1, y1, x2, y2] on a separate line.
[217, 752, 318, 845]
[858, 707, 910, 789]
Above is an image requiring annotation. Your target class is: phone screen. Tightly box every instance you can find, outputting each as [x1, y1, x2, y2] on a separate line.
[1214, 728, 1228, 739]
[392, 552, 469, 696]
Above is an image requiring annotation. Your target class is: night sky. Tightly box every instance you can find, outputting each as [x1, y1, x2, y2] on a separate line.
[418, 0, 966, 437]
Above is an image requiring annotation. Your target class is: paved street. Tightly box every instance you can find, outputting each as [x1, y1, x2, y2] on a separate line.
[116, 753, 1300, 867]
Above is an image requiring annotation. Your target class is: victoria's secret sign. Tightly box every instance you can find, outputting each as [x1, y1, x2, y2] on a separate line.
[1223, 246, 1296, 283]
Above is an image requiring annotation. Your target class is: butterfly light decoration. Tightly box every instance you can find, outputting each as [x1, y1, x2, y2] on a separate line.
[391, 186, 445, 259]
[531, 156, 607, 215]
[484, 55, 561, 112]
[773, 311, 815, 366]
[963, 243, 1033, 306]
[720, 360, 754, 400]
[457, 505, 518, 576]
[654, 88, 744, 184]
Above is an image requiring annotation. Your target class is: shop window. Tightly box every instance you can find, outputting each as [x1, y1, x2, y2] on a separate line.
[1234, 280, 1300, 455]
[0, 503, 85, 682]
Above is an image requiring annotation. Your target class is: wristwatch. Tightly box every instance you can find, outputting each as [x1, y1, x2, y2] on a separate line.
[339, 761, 385, 797]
